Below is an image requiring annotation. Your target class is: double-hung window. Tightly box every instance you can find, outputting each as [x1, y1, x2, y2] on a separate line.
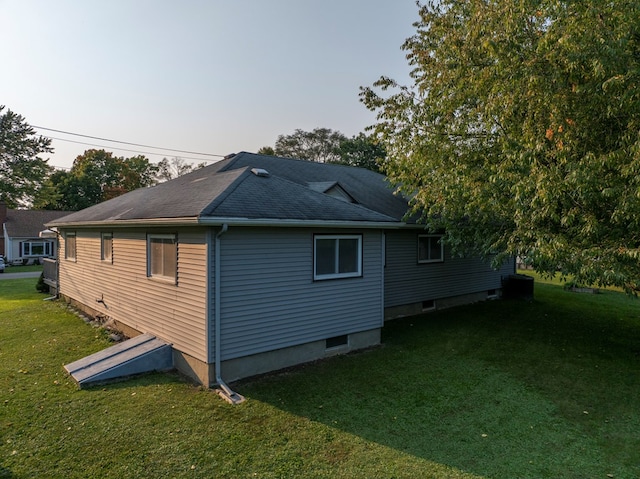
[314, 234, 362, 280]
[418, 234, 444, 263]
[65, 233, 77, 261]
[101, 233, 113, 263]
[147, 234, 177, 282]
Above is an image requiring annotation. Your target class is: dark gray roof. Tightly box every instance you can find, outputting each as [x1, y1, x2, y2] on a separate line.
[49, 152, 410, 227]
[4, 209, 69, 238]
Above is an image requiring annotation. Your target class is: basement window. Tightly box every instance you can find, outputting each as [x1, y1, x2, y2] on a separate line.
[422, 299, 435, 311]
[326, 335, 348, 349]
[147, 234, 177, 283]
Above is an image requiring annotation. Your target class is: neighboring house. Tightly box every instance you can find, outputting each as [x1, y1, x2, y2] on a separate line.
[0, 202, 67, 264]
[48, 152, 515, 388]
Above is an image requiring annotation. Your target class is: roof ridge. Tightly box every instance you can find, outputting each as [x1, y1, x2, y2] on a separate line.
[198, 167, 253, 217]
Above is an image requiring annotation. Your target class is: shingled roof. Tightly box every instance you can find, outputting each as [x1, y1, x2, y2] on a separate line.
[4, 209, 69, 238]
[49, 152, 411, 228]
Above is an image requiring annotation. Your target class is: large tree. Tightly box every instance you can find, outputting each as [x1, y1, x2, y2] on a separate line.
[333, 133, 386, 173]
[272, 127, 347, 163]
[0, 106, 53, 207]
[361, 0, 640, 292]
[155, 157, 206, 182]
[259, 128, 386, 171]
[36, 149, 159, 210]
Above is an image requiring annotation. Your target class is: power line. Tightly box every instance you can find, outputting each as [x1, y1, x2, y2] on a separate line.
[33, 125, 226, 158]
[46, 136, 217, 163]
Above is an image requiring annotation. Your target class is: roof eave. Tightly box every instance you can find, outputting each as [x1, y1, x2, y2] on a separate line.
[47, 217, 201, 229]
[47, 216, 425, 230]
[197, 216, 407, 229]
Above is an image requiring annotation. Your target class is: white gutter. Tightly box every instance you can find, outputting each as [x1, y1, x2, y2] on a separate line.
[48, 216, 430, 231]
[198, 216, 404, 229]
[213, 224, 244, 404]
[47, 217, 200, 229]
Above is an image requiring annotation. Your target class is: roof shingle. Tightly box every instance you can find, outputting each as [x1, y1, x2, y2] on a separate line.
[49, 152, 410, 227]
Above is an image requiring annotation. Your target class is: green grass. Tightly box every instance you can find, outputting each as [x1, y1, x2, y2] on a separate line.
[1, 276, 639, 478]
[2, 264, 44, 273]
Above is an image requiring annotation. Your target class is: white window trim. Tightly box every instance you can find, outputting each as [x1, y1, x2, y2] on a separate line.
[65, 232, 77, 261]
[101, 233, 113, 263]
[147, 233, 177, 283]
[22, 240, 53, 257]
[313, 234, 363, 281]
[418, 234, 444, 264]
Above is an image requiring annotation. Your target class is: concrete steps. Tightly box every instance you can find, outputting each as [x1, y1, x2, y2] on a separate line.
[64, 333, 173, 388]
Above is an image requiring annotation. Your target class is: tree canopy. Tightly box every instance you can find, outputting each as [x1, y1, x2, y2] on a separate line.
[258, 128, 385, 172]
[361, 0, 640, 292]
[271, 127, 347, 163]
[332, 133, 386, 173]
[156, 157, 207, 182]
[35, 149, 159, 211]
[0, 106, 53, 207]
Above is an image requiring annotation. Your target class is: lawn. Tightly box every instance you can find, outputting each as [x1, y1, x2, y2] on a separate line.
[1, 275, 639, 478]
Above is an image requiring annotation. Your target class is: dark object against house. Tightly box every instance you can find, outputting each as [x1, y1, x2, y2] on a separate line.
[502, 274, 534, 300]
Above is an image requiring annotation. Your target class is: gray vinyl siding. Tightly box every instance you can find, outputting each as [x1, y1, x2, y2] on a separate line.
[214, 227, 383, 361]
[384, 230, 515, 308]
[58, 228, 208, 361]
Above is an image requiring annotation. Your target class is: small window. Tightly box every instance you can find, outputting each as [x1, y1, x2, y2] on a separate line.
[326, 335, 349, 349]
[65, 233, 76, 261]
[422, 299, 436, 311]
[418, 235, 444, 263]
[147, 234, 177, 282]
[314, 234, 362, 280]
[101, 233, 113, 263]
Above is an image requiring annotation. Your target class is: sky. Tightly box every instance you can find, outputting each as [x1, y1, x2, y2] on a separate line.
[1, 1, 418, 170]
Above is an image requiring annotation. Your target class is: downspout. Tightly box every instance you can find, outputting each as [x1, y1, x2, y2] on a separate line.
[381, 231, 385, 325]
[213, 224, 245, 404]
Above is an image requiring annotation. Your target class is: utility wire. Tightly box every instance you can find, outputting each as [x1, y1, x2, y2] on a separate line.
[33, 125, 226, 158]
[46, 136, 217, 163]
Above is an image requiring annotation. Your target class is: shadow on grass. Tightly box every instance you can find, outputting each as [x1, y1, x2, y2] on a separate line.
[0, 465, 14, 479]
[239, 284, 640, 478]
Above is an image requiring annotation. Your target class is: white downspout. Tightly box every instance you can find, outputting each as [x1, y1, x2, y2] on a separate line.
[214, 224, 245, 404]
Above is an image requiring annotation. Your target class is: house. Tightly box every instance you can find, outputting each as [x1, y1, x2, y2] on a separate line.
[0, 202, 67, 264]
[48, 152, 515, 390]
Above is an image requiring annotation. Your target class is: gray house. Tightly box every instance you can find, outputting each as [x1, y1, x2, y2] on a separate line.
[49, 152, 514, 392]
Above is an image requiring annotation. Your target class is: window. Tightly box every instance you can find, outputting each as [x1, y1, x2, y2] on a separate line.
[101, 233, 113, 263]
[147, 234, 177, 282]
[418, 235, 444, 263]
[314, 234, 362, 280]
[65, 233, 76, 261]
[326, 335, 349, 349]
[22, 241, 53, 257]
[422, 299, 436, 311]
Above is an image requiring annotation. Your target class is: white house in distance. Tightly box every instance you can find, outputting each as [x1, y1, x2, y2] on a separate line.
[48, 152, 515, 394]
[0, 202, 67, 264]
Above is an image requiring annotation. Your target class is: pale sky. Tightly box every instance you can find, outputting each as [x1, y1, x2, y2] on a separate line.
[1, 1, 418, 170]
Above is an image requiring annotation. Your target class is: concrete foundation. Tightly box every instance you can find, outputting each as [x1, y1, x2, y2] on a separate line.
[384, 289, 501, 321]
[217, 328, 381, 384]
[166, 328, 381, 387]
